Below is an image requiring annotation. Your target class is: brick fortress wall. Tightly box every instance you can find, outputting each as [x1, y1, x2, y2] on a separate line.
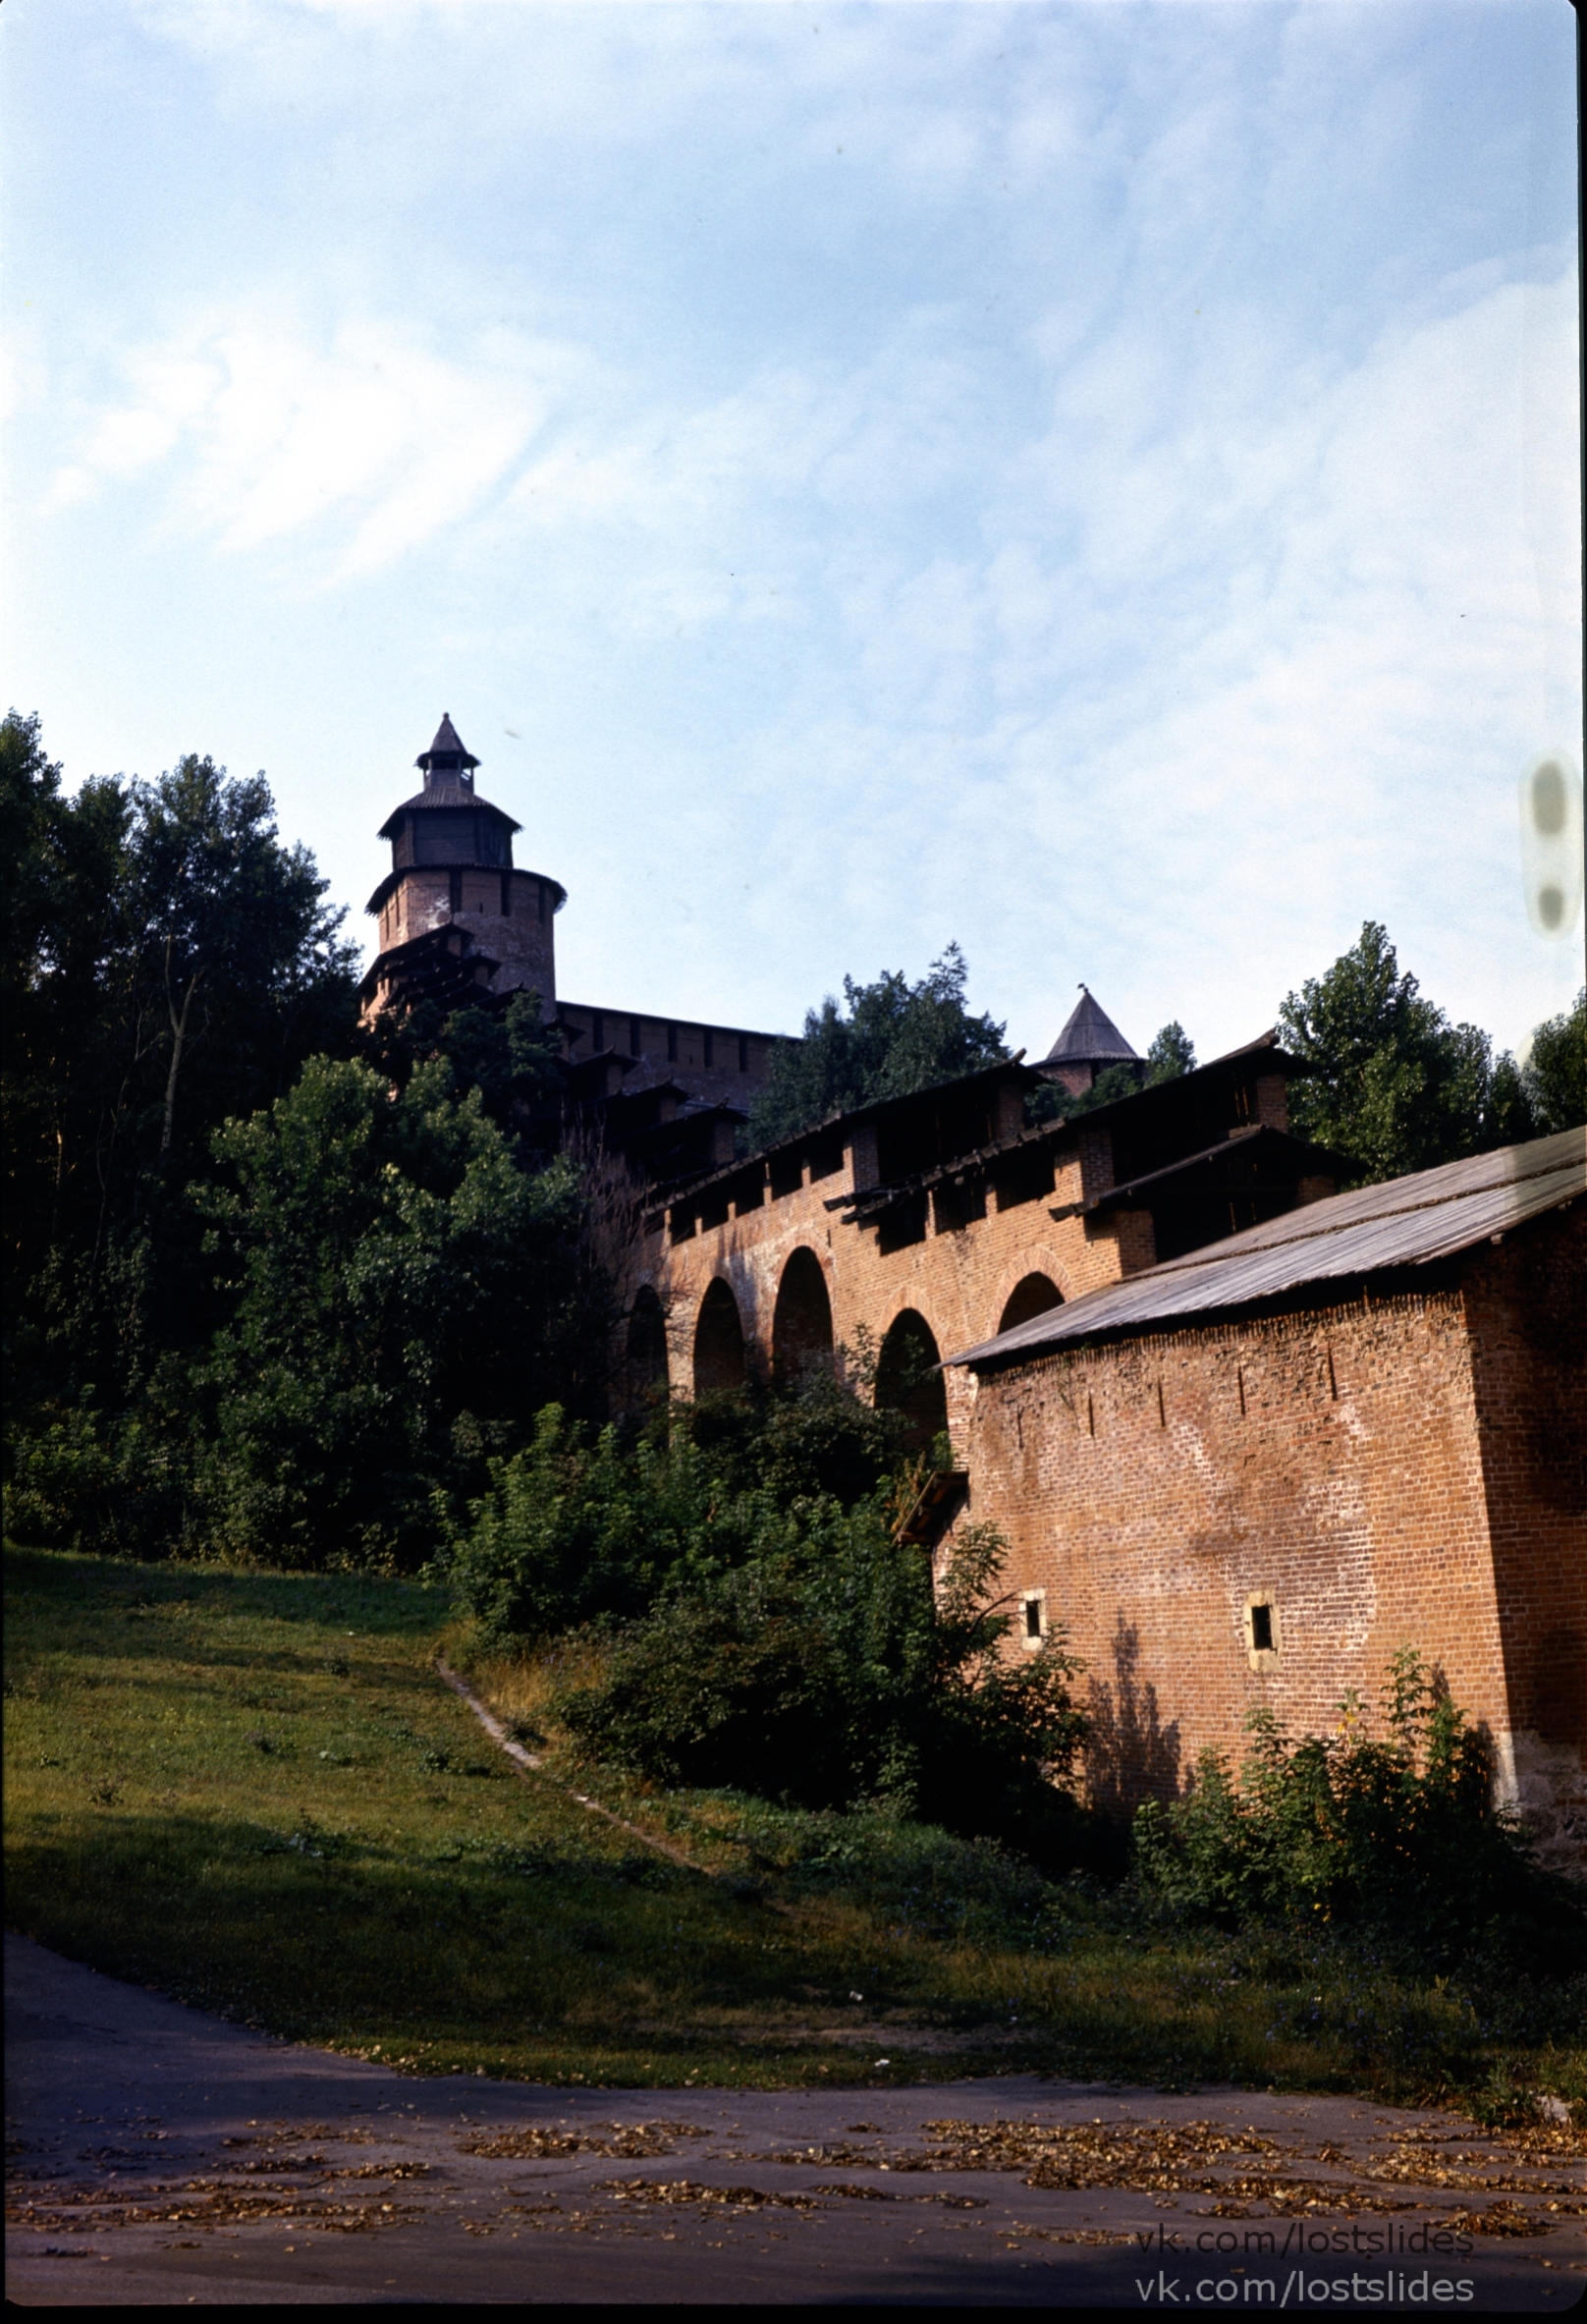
[1462, 1211, 1587, 1855]
[955, 1204, 1585, 1852]
[640, 1112, 1153, 1436]
[558, 1003, 781, 1114]
[637, 1063, 1296, 1411]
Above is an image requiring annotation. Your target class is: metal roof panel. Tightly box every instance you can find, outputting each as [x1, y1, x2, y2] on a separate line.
[949, 1129, 1585, 1364]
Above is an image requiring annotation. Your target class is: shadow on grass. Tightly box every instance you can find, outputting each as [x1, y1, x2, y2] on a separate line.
[5, 1805, 839, 2054]
[5, 1544, 443, 1642]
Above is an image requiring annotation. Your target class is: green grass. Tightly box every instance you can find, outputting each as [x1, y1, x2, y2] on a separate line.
[5, 1545, 1582, 2112]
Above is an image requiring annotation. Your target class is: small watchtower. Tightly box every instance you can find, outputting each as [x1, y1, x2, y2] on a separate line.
[1037, 985, 1142, 1098]
[360, 714, 566, 1018]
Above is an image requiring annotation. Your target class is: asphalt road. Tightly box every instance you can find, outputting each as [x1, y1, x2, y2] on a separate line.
[5, 1933, 1581, 2307]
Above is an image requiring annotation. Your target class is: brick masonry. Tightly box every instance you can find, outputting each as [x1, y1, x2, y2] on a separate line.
[642, 1139, 1584, 1854]
[954, 1206, 1586, 1857]
[557, 1002, 782, 1113]
[374, 864, 560, 1002]
[641, 1115, 1144, 1430]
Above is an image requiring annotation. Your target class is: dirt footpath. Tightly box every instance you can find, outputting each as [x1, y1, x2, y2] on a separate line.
[6, 1933, 1583, 2308]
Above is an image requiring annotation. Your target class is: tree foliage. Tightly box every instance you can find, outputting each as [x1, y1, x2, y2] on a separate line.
[747, 944, 1008, 1148]
[1521, 988, 1586, 1134]
[357, 987, 566, 1150]
[2, 713, 360, 1422]
[554, 1516, 1087, 1842]
[441, 1382, 1087, 1847]
[2, 714, 613, 1570]
[191, 1058, 588, 1568]
[1279, 921, 1532, 1181]
[1146, 1020, 1196, 1081]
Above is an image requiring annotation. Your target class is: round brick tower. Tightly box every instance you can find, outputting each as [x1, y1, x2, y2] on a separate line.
[361, 714, 566, 1016]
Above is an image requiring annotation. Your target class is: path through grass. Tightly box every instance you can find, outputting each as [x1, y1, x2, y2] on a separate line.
[5, 1548, 1581, 2110]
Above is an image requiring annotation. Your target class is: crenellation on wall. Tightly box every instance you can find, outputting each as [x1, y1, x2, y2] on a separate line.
[557, 1002, 782, 1110]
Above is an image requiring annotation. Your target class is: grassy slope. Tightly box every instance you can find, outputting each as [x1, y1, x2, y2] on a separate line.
[5, 1547, 1581, 2107]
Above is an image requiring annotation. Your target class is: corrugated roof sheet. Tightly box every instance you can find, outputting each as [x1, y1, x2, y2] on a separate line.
[948, 1128, 1586, 1366]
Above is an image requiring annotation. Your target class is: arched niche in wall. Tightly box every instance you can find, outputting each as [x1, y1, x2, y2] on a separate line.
[998, 1272, 1065, 1334]
[874, 1308, 949, 1457]
[772, 1247, 835, 1387]
[626, 1285, 669, 1388]
[693, 1277, 746, 1397]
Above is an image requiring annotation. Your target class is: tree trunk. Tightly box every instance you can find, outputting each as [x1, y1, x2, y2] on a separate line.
[160, 939, 201, 1159]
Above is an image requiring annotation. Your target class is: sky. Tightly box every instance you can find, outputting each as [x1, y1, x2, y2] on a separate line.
[3, 0, 1580, 1064]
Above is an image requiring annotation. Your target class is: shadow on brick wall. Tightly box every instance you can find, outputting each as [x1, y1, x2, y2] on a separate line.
[1083, 1616, 1182, 1815]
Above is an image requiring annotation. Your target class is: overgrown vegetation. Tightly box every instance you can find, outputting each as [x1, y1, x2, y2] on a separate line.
[8, 709, 1577, 1566]
[2, 711, 608, 1568]
[435, 1380, 1584, 2074]
[1522, 985, 1587, 1136]
[747, 943, 1009, 1148]
[1134, 1653, 1583, 1981]
[5, 710, 1584, 2117]
[6, 1547, 1582, 2113]
[440, 1384, 1088, 1854]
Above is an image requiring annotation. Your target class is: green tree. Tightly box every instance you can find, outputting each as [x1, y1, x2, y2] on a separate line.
[1146, 1021, 1196, 1081]
[124, 754, 359, 1178]
[2, 713, 133, 1305]
[1278, 922, 1525, 1182]
[2, 724, 360, 1431]
[358, 987, 566, 1152]
[1522, 989, 1586, 1134]
[193, 1056, 588, 1568]
[748, 944, 1008, 1148]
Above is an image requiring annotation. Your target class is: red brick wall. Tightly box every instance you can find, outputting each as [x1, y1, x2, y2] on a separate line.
[377, 866, 558, 1001]
[640, 1127, 1140, 1419]
[1462, 1209, 1587, 1855]
[558, 1003, 781, 1111]
[956, 1275, 1535, 1817]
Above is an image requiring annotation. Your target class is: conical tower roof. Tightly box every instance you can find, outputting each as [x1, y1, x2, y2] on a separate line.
[416, 712, 480, 775]
[1045, 985, 1138, 1066]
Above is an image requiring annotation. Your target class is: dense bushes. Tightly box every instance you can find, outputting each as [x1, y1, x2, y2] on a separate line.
[444, 1383, 1090, 1849]
[5, 1053, 597, 1569]
[1134, 1650, 1584, 1974]
[553, 1518, 1088, 1836]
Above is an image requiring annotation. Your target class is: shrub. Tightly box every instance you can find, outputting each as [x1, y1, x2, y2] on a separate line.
[1133, 1648, 1585, 1972]
[440, 1378, 911, 1645]
[553, 1517, 1090, 1851]
[3, 1392, 192, 1560]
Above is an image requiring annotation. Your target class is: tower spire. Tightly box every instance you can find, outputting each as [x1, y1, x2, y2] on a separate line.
[416, 712, 480, 785]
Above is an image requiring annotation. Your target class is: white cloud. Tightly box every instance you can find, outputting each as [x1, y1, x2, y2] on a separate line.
[45, 307, 589, 581]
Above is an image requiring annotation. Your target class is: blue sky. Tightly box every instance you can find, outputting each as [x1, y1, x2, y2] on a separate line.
[3, 0, 1579, 1062]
